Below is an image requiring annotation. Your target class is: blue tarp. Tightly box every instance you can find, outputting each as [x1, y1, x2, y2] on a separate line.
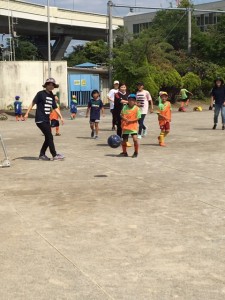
[75, 62, 97, 68]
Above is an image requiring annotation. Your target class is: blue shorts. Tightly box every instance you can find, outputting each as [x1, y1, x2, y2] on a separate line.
[70, 108, 77, 114]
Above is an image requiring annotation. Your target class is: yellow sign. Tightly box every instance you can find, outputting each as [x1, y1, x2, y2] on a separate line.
[81, 79, 86, 86]
[74, 80, 80, 85]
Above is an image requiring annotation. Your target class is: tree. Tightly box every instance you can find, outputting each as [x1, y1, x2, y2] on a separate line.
[15, 39, 39, 60]
[182, 72, 201, 94]
[66, 40, 108, 67]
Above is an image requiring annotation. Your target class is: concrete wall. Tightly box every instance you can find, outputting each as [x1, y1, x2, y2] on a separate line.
[0, 61, 68, 109]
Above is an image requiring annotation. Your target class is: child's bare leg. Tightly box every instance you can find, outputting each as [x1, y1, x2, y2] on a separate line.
[90, 122, 95, 137]
[95, 123, 99, 136]
[56, 127, 60, 135]
[90, 123, 94, 131]
[185, 99, 190, 106]
[132, 135, 139, 154]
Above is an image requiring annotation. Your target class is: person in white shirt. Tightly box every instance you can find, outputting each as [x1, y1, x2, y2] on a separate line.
[136, 82, 154, 139]
[107, 80, 119, 130]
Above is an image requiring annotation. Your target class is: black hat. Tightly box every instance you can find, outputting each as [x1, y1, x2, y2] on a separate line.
[43, 78, 59, 88]
[214, 77, 224, 84]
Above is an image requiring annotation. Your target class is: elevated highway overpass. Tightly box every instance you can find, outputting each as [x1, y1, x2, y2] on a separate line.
[0, 0, 123, 60]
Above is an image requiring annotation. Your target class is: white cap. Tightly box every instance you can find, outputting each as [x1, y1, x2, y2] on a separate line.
[113, 80, 119, 84]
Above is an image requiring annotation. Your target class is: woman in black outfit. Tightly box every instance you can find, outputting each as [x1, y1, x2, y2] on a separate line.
[113, 82, 128, 138]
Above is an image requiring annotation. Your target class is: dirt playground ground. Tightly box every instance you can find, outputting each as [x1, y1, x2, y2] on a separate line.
[0, 106, 225, 300]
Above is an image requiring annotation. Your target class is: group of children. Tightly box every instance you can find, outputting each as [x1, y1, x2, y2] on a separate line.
[14, 93, 78, 137]
[16, 81, 172, 159]
[85, 86, 171, 157]
[119, 91, 171, 157]
[18, 75, 225, 161]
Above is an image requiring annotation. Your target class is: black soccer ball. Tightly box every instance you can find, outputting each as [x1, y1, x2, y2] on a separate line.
[107, 134, 121, 148]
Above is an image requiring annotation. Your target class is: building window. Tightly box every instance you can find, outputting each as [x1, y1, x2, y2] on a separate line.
[133, 22, 151, 34]
[133, 24, 139, 34]
[205, 14, 209, 25]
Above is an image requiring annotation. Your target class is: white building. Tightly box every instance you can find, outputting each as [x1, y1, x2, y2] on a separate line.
[124, 1, 225, 34]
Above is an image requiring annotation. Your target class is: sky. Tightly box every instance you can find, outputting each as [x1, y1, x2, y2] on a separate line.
[26, 0, 220, 16]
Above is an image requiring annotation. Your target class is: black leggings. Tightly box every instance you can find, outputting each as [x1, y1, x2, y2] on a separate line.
[110, 109, 116, 127]
[138, 114, 146, 135]
[36, 122, 57, 157]
[114, 115, 122, 137]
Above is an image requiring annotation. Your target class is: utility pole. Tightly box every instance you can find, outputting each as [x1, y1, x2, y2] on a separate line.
[7, 0, 12, 61]
[107, 1, 113, 86]
[47, 0, 51, 78]
[187, 7, 192, 54]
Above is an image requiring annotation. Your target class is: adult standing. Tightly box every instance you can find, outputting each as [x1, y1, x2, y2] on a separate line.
[210, 77, 225, 130]
[24, 78, 64, 160]
[107, 80, 119, 130]
[113, 82, 128, 138]
[136, 82, 154, 139]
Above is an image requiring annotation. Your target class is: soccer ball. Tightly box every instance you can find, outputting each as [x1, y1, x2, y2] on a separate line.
[107, 135, 121, 148]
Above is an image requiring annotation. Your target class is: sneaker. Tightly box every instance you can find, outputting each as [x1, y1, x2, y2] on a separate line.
[55, 133, 61, 136]
[137, 135, 142, 139]
[132, 152, 138, 158]
[126, 142, 132, 147]
[142, 128, 148, 136]
[38, 154, 50, 161]
[212, 124, 217, 130]
[91, 130, 94, 138]
[118, 152, 128, 157]
[53, 153, 64, 160]
[94, 135, 98, 139]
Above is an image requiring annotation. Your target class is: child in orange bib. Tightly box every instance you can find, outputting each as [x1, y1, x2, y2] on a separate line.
[157, 92, 171, 147]
[50, 95, 61, 136]
[120, 94, 141, 157]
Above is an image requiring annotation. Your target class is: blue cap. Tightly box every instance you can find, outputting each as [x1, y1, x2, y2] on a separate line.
[15, 96, 20, 99]
[128, 94, 136, 100]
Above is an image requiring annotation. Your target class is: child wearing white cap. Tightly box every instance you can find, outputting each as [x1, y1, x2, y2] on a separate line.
[107, 80, 119, 130]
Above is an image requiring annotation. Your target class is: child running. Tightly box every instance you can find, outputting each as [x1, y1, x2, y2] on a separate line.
[14, 96, 23, 121]
[50, 95, 61, 136]
[70, 95, 78, 120]
[136, 82, 153, 139]
[119, 94, 141, 158]
[86, 90, 105, 139]
[157, 91, 171, 147]
[179, 87, 193, 109]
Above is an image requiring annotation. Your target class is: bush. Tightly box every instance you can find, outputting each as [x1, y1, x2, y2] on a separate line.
[182, 72, 201, 95]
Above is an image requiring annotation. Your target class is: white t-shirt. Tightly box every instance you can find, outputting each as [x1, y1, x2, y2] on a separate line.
[107, 88, 118, 110]
[136, 90, 152, 114]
